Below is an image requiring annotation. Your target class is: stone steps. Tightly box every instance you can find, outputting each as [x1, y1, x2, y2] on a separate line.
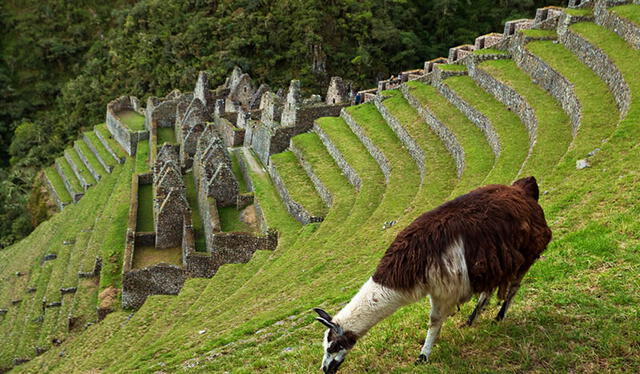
[95, 123, 127, 164]
[43, 167, 72, 210]
[402, 81, 495, 195]
[83, 132, 116, 173]
[75, 141, 104, 182]
[469, 58, 573, 177]
[55, 157, 84, 203]
[269, 150, 327, 224]
[64, 148, 95, 190]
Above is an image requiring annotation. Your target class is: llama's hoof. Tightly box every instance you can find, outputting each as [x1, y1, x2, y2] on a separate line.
[415, 354, 428, 365]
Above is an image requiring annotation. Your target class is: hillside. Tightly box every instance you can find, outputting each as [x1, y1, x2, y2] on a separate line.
[1, 0, 640, 373]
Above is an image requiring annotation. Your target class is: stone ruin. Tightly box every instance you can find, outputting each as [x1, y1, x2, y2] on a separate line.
[154, 145, 189, 249]
[106, 96, 148, 156]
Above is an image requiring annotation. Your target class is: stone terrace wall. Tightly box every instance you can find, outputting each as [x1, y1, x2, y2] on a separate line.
[595, 0, 640, 49]
[55, 160, 83, 202]
[340, 109, 391, 183]
[83, 134, 114, 173]
[268, 160, 324, 225]
[122, 264, 187, 309]
[106, 96, 149, 156]
[43, 173, 69, 211]
[312, 122, 363, 190]
[289, 142, 333, 207]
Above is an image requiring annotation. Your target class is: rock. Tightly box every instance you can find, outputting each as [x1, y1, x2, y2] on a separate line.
[274, 320, 285, 326]
[576, 159, 590, 170]
[33, 315, 44, 323]
[283, 347, 294, 353]
[543, 190, 549, 195]
[60, 287, 77, 295]
[43, 253, 58, 261]
[11, 299, 21, 305]
[46, 302, 62, 308]
[63, 240, 75, 245]
[0, 309, 7, 316]
[198, 329, 206, 335]
[27, 287, 36, 293]
[587, 148, 601, 157]
[59, 349, 66, 358]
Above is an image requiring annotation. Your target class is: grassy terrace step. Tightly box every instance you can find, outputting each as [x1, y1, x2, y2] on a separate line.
[381, 93, 457, 206]
[95, 123, 127, 161]
[116, 110, 145, 131]
[477, 59, 573, 176]
[44, 167, 72, 205]
[611, 3, 640, 26]
[65, 148, 96, 187]
[404, 81, 494, 194]
[75, 140, 105, 178]
[526, 39, 617, 162]
[270, 151, 328, 219]
[84, 132, 116, 169]
[56, 157, 82, 195]
[443, 75, 529, 184]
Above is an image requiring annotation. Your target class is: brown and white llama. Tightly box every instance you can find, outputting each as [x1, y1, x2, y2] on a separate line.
[315, 177, 552, 373]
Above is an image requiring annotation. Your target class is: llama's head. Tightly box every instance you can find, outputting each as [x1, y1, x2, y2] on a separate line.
[314, 308, 357, 373]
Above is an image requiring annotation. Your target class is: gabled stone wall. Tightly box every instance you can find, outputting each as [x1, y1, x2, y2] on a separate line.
[106, 96, 149, 156]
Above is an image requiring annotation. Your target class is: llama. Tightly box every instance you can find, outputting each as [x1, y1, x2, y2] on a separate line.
[315, 177, 552, 373]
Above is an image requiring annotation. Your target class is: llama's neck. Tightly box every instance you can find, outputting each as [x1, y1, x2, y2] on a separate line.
[333, 278, 415, 337]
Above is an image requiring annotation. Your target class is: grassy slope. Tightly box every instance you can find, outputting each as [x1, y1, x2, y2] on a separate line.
[478, 59, 573, 179]
[611, 4, 640, 25]
[444, 75, 529, 185]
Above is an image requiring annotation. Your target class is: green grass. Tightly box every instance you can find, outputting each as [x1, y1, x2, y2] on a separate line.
[438, 63, 467, 71]
[75, 140, 105, 177]
[56, 157, 82, 193]
[132, 246, 182, 269]
[565, 7, 593, 17]
[156, 127, 176, 145]
[444, 75, 529, 184]
[229, 149, 249, 193]
[478, 59, 573, 178]
[95, 123, 127, 160]
[610, 4, 640, 25]
[66, 148, 96, 186]
[136, 183, 154, 232]
[84, 132, 116, 169]
[270, 151, 328, 218]
[44, 166, 72, 204]
[218, 206, 252, 232]
[405, 81, 494, 194]
[117, 110, 146, 131]
[473, 48, 508, 55]
[520, 29, 558, 39]
[184, 171, 206, 251]
[135, 139, 150, 174]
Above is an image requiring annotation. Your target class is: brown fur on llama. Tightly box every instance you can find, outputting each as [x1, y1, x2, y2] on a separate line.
[315, 177, 551, 374]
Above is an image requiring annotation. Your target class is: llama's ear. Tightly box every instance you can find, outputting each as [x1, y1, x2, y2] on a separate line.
[315, 317, 335, 330]
[513, 176, 539, 201]
[313, 307, 333, 322]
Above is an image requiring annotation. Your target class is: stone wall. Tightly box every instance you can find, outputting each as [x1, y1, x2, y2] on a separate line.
[326, 76, 350, 105]
[312, 122, 362, 190]
[55, 160, 83, 202]
[43, 172, 69, 211]
[340, 109, 391, 183]
[74, 142, 102, 182]
[64, 151, 91, 191]
[373, 96, 426, 179]
[83, 134, 114, 173]
[216, 117, 245, 147]
[400, 84, 465, 178]
[94, 129, 125, 164]
[106, 96, 149, 156]
[122, 264, 187, 309]
[268, 160, 324, 225]
[595, 0, 640, 48]
[289, 142, 333, 207]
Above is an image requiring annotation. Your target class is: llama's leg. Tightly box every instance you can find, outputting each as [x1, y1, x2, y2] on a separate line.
[495, 282, 521, 321]
[416, 296, 454, 364]
[465, 291, 491, 327]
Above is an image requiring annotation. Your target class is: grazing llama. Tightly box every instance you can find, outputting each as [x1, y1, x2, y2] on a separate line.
[315, 177, 552, 373]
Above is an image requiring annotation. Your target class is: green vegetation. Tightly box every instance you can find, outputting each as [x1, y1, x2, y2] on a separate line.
[610, 4, 640, 25]
[132, 246, 182, 269]
[564, 7, 593, 17]
[478, 59, 572, 177]
[229, 150, 249, 193]
[405, 81, 494, 194]
[156, 127, 176, 145]
[218, 207, 252, 233]
[184, 172, 206, 252]
[438, 64, 468, 71]
[270, 151, 328, 217]
[520, 28, 558, 39]
[135, 140, 150, 174]
[117, 111, 145, 132]
[473, 48, 508, 55]
[444, 75, 529, 184]
[95, 124, 127, 160]
[65, 149, 96, 186]
[136, 184, 154, 232]
[75, 141, 105, 177]
[44, 167, 71, 204]
[84, 132, 116, 169]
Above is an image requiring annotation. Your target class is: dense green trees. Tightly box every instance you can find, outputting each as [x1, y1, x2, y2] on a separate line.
[0, 0, 561, 247]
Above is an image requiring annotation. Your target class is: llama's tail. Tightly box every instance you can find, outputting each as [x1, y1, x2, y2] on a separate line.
[512, 176, 539, 201]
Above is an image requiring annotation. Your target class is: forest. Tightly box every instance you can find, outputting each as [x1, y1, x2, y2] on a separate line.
[0, 0, 562, 248]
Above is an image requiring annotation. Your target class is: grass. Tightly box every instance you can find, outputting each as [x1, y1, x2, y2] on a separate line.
[44, 166, 72, 204]
[95, 123, 127, 160]
[84, 132, 116, 168]
[136, 183, 154, 232]
[610, 4, 640, 25]
[229, 149, 249, 193]
[438, 63, 467, 71]
[218, 206, 252, 232]
[75, 140, 105, 177]
[405, 81, 494, 194]
[156, 127, 176, 145]
[184, 171, 206, 251]
[444, 75, 529, 184]
[520, 29, 558, 39]
[132, 246, 182, 269]
[270, 151, 328, 218]
[478, 59, 573, 178]
[135, 139, 150, 174]
[564, 7, 593, 17]
[117, 110, 145, 131]
[473, 48, 508, 55]
[56, 157, 82, 194]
